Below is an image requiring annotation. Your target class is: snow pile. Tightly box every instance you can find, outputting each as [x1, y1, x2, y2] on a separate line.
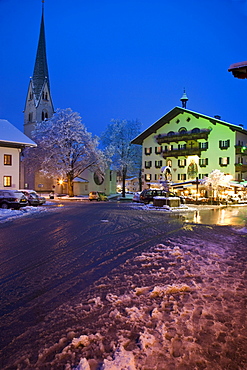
[6, 226, 247, 369]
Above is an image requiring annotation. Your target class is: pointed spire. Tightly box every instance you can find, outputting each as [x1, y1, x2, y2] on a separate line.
[180, 88, 188, 109]
[32, 2, 50, 101]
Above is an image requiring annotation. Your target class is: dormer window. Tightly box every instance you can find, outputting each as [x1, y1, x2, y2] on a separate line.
[179, 127, 187, 134]
[191, 128, 200, 134]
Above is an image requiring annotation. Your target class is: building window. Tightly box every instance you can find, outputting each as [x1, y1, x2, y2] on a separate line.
[29, 92, 33, 100]
[145, 161, 152, 169]
[164, 145, 173, 152]
[178, 174, 186, 181]
[219, 157, 230, 166]
[3, 176, 11, 187]
[155, 146, 162, 154]
[42, 111, 49, 121]
[186, 117, 191, 122]
[4, 154, 12, 166]
[219, 140, 230, 149]
[179, 127, 187, 133]
[178, 144, 186, 150]
[155, 160, 162, 168]
[28, 112, 33, 122]
[167, 159, 172, 167]
[145, 147, 152, 155]
[199, 158, 208, 167]
[199, 142, 208, 150]
[178, 159, 186, 167]
[167, 131, 175, 137]
[145, 174, 152, 181]
[191, 128, 200, 133]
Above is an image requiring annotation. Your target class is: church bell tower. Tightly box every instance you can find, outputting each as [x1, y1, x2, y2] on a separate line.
[24, 2, 54, 138]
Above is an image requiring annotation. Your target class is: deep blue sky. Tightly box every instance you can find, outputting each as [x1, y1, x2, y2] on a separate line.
[1, 0, 247, 136]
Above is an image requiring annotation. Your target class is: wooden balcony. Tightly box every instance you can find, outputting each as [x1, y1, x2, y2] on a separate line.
[235, 145, 247, 155]
[156, 128, 211, 144]
[235, 163, 247, 172]
[162, 147, 202, 158]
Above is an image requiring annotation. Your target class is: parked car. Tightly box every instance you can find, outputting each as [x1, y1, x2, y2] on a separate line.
[19, 189, 46, 206]
[140, 189, 185, 204]
[132, 192, 141, 202]
[0, 190, 28, 209]
[89, 191, 108, 201]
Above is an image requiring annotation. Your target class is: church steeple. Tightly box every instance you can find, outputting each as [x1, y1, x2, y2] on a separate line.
[32, 5, 50, 101]
[24, 2, 54, 138]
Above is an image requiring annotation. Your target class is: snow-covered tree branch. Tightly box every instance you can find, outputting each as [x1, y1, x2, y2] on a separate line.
[101, 119, 142, 197]
[24, 108, 107, 196]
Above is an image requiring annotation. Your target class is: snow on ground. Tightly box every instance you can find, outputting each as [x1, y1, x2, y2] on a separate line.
[12, 224, 247, 369]
[0, 202, 55, 223]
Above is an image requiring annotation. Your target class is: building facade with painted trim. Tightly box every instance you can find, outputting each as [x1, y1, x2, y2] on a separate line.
[132, 107, 247, 189]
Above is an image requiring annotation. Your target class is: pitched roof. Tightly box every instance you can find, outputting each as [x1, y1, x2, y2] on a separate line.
[0, 119, 37, 147]
[132, 106, 247, 145]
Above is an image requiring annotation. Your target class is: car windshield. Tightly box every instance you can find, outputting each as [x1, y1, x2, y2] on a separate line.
[13, 191, 25, 199]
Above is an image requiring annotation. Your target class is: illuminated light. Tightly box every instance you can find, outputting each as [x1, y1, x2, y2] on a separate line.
[58, 179, 64, 185]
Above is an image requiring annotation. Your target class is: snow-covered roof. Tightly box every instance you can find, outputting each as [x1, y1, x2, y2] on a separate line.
[132, 106, 247, 145]
[0, 119, 36, 147]
[73, 177, 89, 183]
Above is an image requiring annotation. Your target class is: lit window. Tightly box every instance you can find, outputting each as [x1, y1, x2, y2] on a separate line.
[178, 174, 186, 180]
[167, 159, 172, 167]
[155, 146, 162, 154]
[178, 159, 186, 167]
[145, 174, 152, 181]
[145, 147, 152, 155]
[4, 154, 12, 166]
[3, 176, 11, 187]
[219, 157, 229, 166]
[199, 158, 208, 167]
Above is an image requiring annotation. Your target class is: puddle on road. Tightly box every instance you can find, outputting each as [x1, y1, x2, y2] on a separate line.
[182, 206, 247, 226]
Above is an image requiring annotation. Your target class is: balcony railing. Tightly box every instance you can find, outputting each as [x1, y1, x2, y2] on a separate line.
[235, 145, 247, 155]
[162, 147, 205, 158]
[235, 163, 247, 172]
[156, 128, 211, 144]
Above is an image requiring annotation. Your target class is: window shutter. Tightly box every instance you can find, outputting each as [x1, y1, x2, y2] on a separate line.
[219, 157, 222, 165]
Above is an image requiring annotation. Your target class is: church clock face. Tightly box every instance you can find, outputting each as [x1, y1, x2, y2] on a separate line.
[94, 171, 104, 185]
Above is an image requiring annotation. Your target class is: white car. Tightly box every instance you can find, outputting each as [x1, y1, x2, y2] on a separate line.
[19, 189, 46, 206]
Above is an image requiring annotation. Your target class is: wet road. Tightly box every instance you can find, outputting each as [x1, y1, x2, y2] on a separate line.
[0, 201, 186, 367]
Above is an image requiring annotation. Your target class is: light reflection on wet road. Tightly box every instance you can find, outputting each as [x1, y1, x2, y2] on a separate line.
[0, 201, 246, 368]
[183, 205, 247, 226]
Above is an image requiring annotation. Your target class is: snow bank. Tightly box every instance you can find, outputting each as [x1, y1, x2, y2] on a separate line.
[0, 206, 49, 223]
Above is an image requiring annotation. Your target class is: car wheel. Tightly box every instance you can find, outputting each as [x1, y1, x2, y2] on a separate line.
[1, 203, 8, 209]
